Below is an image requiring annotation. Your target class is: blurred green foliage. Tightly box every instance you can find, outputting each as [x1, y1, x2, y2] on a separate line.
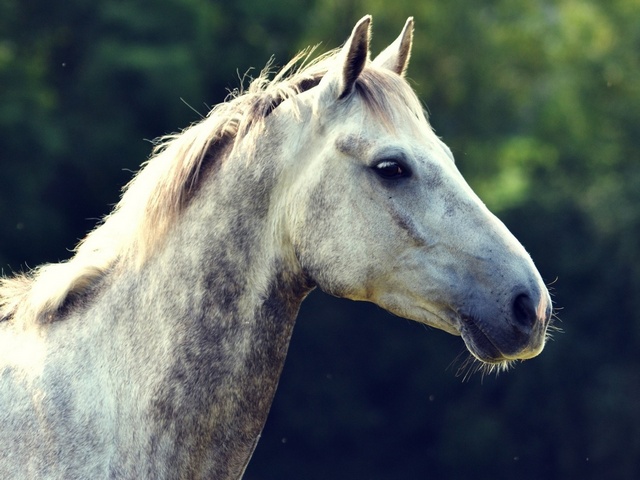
[1, 0, 639, 478]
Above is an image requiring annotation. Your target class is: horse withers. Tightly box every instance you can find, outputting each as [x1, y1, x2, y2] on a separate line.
[0, 16, 552, 479]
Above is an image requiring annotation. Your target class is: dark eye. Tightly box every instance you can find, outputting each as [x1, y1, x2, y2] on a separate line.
[372, 160, 410, 179]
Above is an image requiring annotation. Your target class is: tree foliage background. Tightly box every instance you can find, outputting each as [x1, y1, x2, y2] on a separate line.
[2, 0, 639, 478]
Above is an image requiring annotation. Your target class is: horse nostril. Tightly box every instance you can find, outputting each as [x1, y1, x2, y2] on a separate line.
[512, 293, 537, 332]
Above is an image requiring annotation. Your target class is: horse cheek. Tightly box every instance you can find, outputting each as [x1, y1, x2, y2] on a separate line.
[290, 183, 372, 300]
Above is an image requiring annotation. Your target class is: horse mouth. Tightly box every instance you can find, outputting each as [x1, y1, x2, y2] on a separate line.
[459, 314, 505, 364]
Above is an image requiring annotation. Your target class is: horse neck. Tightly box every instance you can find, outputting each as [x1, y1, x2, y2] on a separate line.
[114, 141, 311, 477]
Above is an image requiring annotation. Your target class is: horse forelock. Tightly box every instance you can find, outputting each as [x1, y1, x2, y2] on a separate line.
[351, 67, 427, 132]
[0, 46, 425, 326]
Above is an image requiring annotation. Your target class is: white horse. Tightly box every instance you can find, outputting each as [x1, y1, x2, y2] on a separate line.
[0, 16, 552, 479]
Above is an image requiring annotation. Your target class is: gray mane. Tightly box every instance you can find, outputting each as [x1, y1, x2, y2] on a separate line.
[0, 47, 425, 325]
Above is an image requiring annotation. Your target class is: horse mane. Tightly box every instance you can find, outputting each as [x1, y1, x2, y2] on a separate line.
[0, 47, 426, 325]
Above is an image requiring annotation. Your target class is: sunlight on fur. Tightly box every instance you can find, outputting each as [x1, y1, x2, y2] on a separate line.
[0, 47, 425, 327]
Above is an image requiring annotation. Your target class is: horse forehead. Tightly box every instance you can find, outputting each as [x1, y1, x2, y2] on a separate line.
[320, 88, 445, 161]
[335, 133, 373, 158]
[333, 125, 445, 162]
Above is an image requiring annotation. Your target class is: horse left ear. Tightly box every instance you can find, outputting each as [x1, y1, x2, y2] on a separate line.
[320, 15, 371, 100]
[372, 17, 414, 76]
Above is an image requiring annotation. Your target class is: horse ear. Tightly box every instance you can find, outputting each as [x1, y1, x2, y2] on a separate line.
[372, 17, 414, 76]
[320, 15, 371, 100]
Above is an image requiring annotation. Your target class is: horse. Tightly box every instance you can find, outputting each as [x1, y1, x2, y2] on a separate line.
[0, 16, 552, 479]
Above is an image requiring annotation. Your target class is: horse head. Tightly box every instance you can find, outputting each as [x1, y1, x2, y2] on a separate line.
[281, 16, 552, 370]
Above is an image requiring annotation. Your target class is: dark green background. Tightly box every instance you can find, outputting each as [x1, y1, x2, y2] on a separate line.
[2, 1, 639, 478]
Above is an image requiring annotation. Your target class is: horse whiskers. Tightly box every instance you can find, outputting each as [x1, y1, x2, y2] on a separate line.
[450, 350, 515, 383]
[544, 311, 564, 342]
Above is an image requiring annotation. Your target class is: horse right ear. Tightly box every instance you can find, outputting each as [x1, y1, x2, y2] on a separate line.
[318, 15, 371, 101]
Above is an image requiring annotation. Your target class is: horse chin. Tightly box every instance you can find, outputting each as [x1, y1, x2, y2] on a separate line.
[459, 314, 508, 364]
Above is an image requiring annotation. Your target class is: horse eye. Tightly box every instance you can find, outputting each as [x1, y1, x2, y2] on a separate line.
[373, 160, 410, 179]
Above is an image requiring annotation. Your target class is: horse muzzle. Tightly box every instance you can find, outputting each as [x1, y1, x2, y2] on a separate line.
[459, 289, 552, 363]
